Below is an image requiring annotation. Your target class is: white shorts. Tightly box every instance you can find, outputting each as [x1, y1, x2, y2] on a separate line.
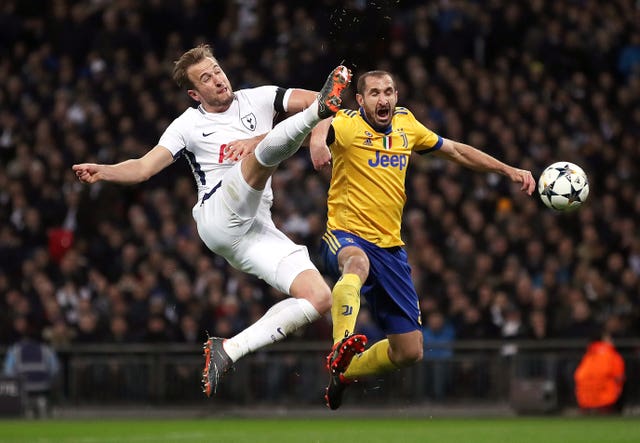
[192, 164, 317, 295]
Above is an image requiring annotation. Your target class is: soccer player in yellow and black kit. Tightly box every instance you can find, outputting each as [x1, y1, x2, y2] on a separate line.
[310, 70, 536, 410]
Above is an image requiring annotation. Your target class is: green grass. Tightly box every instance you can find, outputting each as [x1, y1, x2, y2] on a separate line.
[0, 417, 638, 443]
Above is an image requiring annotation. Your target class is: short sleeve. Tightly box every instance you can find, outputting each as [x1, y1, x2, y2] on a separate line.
[158, 117, 189, 160]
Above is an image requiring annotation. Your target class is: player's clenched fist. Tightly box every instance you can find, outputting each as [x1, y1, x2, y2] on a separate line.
[72, 163, 103, 183]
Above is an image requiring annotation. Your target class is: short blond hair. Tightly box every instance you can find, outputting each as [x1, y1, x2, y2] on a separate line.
[172, 44, 214, 90]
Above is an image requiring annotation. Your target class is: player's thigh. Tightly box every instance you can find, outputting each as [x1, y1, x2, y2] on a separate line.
[193, 189, 251, 256]
[240, 153, 276, 190]
[366, 247, 422, 333]
[321, 230, 370, 279]
[195, 162, 266, 234]
[237, 216, 318, 295]
[193, 165, 271, 249]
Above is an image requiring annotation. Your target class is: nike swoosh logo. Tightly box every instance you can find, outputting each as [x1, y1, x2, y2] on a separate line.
[276, 327, 286, 338]
[202, 131, 216, 137]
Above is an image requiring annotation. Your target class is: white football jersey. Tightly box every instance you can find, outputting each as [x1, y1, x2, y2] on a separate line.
[158, 85, 292, 205]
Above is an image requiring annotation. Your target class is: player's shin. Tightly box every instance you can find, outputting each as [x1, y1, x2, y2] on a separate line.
[331, 273, 362, 344]
[342, 339, 397, 379]
[222, 298, 320, 361]
[254, 106, 320, 167]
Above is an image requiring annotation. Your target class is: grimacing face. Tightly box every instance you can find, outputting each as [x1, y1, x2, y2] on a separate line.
[356, 74, 398, 132]
[186, 57, 234, 112]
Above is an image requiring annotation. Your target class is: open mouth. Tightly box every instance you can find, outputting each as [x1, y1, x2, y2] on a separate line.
[376, 107, 390, 120]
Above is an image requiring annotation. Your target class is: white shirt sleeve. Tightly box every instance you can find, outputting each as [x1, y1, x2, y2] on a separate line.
[158, 113, 190, 159]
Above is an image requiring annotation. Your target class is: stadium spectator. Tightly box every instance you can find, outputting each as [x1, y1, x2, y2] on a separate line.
[0, 1, 637, 363]
[3, 317, 60, 418]
[423, 310, 455, 400]
[574, 329, 626, 414]
[106, 315, 132, 344]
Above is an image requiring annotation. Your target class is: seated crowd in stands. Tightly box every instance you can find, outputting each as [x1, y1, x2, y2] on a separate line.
[1, 0, 639, 347]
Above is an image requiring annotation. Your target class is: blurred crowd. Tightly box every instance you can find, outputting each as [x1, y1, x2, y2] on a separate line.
[1, 0, 639, 350]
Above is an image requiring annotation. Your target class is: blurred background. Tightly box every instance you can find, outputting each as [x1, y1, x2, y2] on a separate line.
[0, 0, 639, 417]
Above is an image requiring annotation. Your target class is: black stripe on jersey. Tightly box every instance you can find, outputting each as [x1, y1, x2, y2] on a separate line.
[393, 107, 408, 115]
[326, 125, 336, 146]
[345, 110, 357, 117]
[173, 148, 185, 161]
[274, 87, 287, 113]
[182, 149, 206, 185]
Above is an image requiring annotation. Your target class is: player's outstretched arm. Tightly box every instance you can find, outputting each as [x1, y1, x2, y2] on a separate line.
[286, 88, 319, 113]
[72, 145, 174, 185]
[435, 138, 535, 195]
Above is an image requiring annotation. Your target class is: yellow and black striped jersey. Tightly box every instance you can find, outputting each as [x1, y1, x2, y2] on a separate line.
[326, 107, 442, 247]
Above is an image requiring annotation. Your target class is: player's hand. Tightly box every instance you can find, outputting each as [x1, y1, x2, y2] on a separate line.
[309, 118, 332, 171]
[224, 137, 261, 162]
[72, 163, 103, 184]
[509, 168, 536, 195]
[310, 144, 332, 171]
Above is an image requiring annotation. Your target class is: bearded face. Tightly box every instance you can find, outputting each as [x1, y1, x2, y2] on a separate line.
[357, 74, 398, 132]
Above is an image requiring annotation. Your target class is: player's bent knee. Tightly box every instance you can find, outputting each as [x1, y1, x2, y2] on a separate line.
[390, 338, 424, 367]
[341, 251, 370, 276]
[306, 286, 331, 314]
[289, 270, 332, 314]
[394, 348, 423, 367]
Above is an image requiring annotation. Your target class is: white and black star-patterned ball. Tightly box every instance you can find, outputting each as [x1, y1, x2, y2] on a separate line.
[538, 162, 589, 211]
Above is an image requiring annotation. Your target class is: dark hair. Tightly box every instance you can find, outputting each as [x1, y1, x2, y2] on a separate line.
[172, 44, 215, 90]
[357, 70, 396, 95]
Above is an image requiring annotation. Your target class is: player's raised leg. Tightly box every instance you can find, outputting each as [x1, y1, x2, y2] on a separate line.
[231, 64, 351, 216]
[201, 66, 352, 398]
[252, 65, 351, 169]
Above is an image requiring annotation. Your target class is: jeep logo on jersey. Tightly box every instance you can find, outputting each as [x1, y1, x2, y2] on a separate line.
[241, 113, 257, 131]
[368, 151, 408, 170]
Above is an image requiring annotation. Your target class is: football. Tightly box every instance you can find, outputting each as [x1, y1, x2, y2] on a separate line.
[537, 161, 589, 211]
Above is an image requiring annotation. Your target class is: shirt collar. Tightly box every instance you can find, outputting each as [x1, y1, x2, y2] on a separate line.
[359, 107, 393, 135]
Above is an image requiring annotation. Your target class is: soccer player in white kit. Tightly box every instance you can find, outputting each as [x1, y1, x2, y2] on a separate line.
[72, 44, 352, 397]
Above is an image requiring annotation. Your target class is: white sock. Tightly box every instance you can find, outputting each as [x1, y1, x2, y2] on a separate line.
[254, 102, 320, 167]
[222, 298, 321, 362]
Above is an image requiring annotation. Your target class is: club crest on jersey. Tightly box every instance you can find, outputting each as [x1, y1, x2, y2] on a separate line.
[363, 130, 373, 146]
[398, 130, 408, 149]
[241, 113, 257, 131]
